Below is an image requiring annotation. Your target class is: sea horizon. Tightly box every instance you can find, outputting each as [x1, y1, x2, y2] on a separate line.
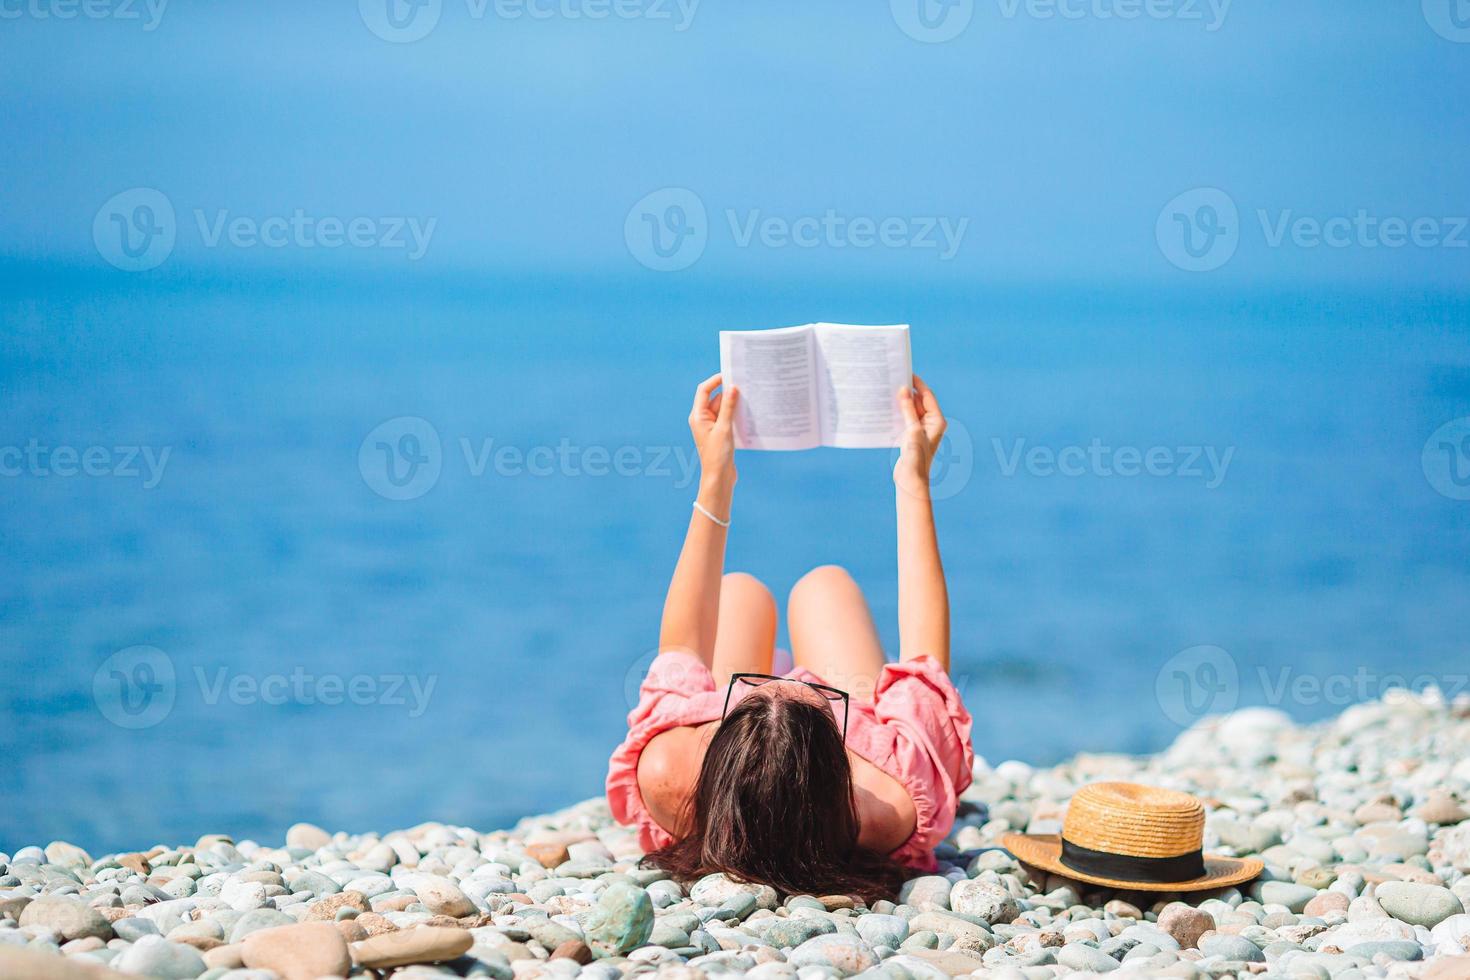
[4, 264, 1468, 852]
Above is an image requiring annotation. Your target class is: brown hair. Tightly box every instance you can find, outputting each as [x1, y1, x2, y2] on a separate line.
[643, 686, 907, 904]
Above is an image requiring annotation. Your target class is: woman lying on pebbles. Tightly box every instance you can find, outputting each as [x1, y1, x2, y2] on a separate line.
[607, 374, 974, 903]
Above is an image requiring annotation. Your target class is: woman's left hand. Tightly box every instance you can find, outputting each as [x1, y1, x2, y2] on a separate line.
[893, 374, 946, 498]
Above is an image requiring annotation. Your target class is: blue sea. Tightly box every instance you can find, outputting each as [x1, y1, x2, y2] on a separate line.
[3, 265, 1468, 853]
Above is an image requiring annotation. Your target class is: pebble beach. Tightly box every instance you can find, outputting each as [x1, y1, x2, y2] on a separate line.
[5, 690, 1469, 980]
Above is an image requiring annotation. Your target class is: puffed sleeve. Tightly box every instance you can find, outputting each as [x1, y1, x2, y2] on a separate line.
[606, 651, 719, 849]
[872, 655, 975, 859]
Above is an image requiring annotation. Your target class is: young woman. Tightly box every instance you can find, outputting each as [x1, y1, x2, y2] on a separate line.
[605, 373, 973, 902]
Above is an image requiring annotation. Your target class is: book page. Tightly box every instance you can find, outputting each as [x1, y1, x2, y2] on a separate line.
[719, 325, 821, 450]
[812, 323, 912, 449]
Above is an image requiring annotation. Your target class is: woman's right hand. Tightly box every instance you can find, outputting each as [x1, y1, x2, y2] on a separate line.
[894, 374, 946, 499]
[689, 373, 739, 487]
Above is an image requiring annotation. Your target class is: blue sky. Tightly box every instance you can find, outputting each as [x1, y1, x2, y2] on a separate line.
[1, 0, 1468, 285]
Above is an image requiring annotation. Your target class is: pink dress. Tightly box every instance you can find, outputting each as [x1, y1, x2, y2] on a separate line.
[605, 650, 974, 871]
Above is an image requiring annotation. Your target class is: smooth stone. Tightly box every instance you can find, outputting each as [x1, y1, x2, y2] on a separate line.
[566, 841, 615, 864]
[1157, 905, 1215, 950]
[1121, 942, 1163, 961]
[855, 914, 909, 949]
[0, 945, 132, 979]
[1262, 882, 1320, 913]
[409, 875, 477, 918]
[747, 964, 801, 980]
[1418, 956, 1470, 980]
[1288, 835, 1338, 865]
[1416, 793, 1469, 826]
[874, 953, 953, 980]
[170, 920, 225, 943]
[649, 921, 691, 948]
[241, 921, 351, 979]
[717, 892, 759, 922]
[18, 897, 112, 942]
[554, 860, 613, 878]
[160, 878, 196, 899]
[355, 843, 398, 874]
[582, 882, 653, 958]
[689, 874, 779, 911]
[113, 935, 209, 978]
[0, 894, 32, 920]
[1350, 893, 1390, 921]
[551, 939, 593, 964]
[1376, 882, 1464, 928]
[1103, 900, 1143, 920]
[220, 880, 267, 911]
[1354, 801, 1404, 824]
[529, 880, 567, 905]
[646, 880, 682, 909]
[202, 943, 246, 970]
[1320, 919, 1417, 946]
[909, 910, 993, 944]
[133, 899, 202, 936]
[897, 877, 952, 912]
[528, 920, 581, 950]
[351, 925, 474, 969]
[1305, 892, 1350, 917]
[1263, 939, 1308, 960]
[627, 871, 677, 895]
[462, 876, 518, 904]
[1065, 918, 1110, 944]
[112, 918, 161, 942]
[307, 892, 370, 921]
[788, 933, 880, 977]
[288, 871, 340, 896]
[1365, 829, 1429, 861]
[1296, 866, 1338, 891]
[228, 908, 295, 943]
[764, 917, 836, 948]
[1214, 819, 1281, 855]
[43, 843, 92, 870]
[947, 880, 1019, 925]
[284, 824, 332, 851]
[786, 896, 828, 913]
[1198, 934, 1264, 963]
[1344, 939, 1424, 961]
[521, 836, 572, 868]
[1430, 914, 1470, 955]
[342, 876, 394, 899]
[905, 947, 987, 975]
[1057, 943, 1119, 972]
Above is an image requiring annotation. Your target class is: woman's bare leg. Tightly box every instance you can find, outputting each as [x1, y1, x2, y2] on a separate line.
[710, 572, 777, 688]
[788, 565, 886, 702]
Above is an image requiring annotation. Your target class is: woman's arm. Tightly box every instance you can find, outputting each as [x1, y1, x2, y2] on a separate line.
[893, 375, 950, 671]
[658, 374, 740, 668]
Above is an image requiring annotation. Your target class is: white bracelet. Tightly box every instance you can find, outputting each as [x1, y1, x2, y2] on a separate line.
[692, 500, 731, 528]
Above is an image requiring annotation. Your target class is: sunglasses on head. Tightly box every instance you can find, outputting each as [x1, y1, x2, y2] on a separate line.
[720, 672, 850, 740]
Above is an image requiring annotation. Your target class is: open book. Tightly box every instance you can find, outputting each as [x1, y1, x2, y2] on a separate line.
[718, 323, 912, 450]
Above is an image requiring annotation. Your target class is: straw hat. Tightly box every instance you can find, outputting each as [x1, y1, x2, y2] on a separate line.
[1000, 782, 1263, 892]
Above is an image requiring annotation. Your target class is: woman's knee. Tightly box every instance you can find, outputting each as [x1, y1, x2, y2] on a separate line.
[723, 572, 776, 618]
[789, 564, 858, 609]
